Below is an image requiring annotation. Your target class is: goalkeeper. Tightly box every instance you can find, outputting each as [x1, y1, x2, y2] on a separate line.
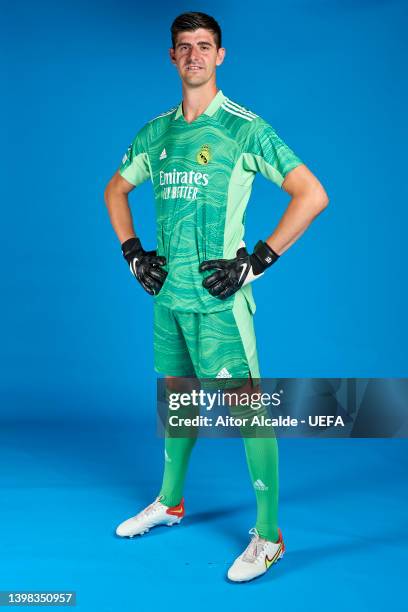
[104, 11, 329, 583]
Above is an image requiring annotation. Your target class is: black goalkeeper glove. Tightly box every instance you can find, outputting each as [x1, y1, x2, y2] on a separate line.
[121, 237, 167, 296]
[199, 240, 279, 300]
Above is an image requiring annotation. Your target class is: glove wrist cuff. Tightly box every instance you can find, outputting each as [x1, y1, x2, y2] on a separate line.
[251, 240, 279, 274]
[121, 237, 143, 262]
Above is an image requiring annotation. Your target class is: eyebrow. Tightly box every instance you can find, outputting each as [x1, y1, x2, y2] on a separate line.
[176, 40, 214, 47]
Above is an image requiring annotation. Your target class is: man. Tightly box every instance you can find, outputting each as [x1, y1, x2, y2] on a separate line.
[104, 11, 328, 583]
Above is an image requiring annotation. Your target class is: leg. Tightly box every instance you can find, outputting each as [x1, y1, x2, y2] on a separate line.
[158, 375, 200, 507]
[224, 378, 280, 543]
[154, 303, 199, 507]
[115, 307, 200, 538]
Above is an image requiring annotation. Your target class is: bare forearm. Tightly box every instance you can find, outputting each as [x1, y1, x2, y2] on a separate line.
[265, 194, 328, 255]
[104, 189, 136, 244]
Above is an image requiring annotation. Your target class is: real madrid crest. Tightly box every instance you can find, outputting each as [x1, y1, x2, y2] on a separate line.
[196, 144, 211, 165]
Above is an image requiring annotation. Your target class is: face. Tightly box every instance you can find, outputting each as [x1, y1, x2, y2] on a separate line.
[169, 28, 225, 88]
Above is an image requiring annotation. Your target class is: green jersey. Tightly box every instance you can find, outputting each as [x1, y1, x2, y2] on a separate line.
[118, 90, 303, 313]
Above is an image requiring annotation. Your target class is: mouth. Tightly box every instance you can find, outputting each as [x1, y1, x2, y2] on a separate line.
[186, 66, 203, 72]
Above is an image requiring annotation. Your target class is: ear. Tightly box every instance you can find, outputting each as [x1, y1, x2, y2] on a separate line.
[169, 47, 177, 65]
[216, 47, 226, 67]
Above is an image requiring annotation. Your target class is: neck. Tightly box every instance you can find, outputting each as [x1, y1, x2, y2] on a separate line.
[181, 81, 219, 123]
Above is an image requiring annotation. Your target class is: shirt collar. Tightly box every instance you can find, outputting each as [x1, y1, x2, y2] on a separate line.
[174, 89, 225, 121]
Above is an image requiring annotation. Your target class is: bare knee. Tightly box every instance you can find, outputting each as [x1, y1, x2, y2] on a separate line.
[222, 376, 260, 407]
[165, 375, 200, 394]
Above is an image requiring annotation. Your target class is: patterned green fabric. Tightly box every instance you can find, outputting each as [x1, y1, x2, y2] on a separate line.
[119, 90, 303, 314]
[153, 290, 260, 379]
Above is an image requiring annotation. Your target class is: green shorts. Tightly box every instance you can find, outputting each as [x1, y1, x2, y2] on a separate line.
[153, 290, 260, 380]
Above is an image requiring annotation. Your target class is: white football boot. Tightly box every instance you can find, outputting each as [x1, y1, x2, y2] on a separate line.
[227, 527, 285, 582]
[115, 496, 184, 537]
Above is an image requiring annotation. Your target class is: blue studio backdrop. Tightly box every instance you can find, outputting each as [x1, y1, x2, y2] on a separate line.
[2, 0, 407, 610]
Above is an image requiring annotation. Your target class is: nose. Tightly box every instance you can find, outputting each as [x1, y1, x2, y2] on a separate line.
[188, 45, 201, 63]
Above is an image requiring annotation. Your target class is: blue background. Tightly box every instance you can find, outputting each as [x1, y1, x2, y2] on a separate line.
[2, 0, 407, 609]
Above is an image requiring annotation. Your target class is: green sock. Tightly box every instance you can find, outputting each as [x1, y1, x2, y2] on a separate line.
[230, 401, 280, 542]
[158, 402, 198, 507]
[243, 435, 279, 541]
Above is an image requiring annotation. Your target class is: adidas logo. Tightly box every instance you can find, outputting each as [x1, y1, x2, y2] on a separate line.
[253, 479, 269, 491]
[159, 148, 167, 160]
[216, 367, 232, 379]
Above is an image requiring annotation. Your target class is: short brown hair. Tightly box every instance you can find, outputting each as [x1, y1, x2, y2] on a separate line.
[171, 12, 222, 50]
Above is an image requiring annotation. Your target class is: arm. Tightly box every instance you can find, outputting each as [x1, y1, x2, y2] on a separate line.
[104, 170, 167, 296]
[199, 134, 329, 300]
[104, 171, 138, 244]
[265, 164, 329, 255]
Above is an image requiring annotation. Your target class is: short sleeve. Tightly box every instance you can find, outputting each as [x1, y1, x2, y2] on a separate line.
[243, 119, 303, 187]
[118, 123, 152, 186]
